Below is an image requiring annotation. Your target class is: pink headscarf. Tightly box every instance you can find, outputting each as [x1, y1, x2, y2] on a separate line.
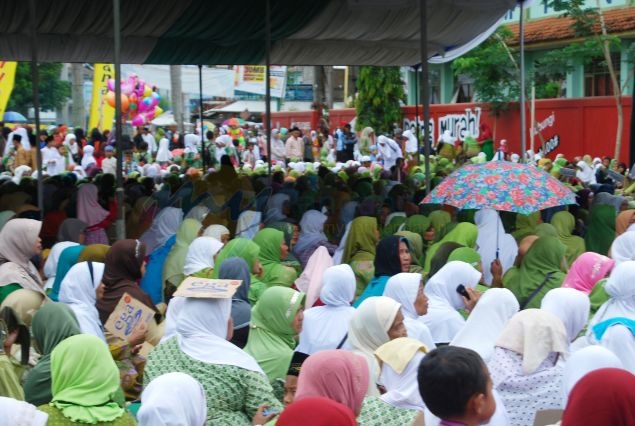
[562, 252, 615, 294]
[295, 350, 369, 416]
[77, 183, 109, 227]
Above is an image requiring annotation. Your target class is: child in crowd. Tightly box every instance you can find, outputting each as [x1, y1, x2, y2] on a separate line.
[418, 346, 496, 426]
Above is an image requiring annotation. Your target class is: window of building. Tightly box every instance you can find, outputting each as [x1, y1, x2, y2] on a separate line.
[584, 52, 620, 97]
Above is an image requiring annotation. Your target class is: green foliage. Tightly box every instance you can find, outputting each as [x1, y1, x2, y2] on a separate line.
[451, 26, 520, 116]
[355, 66, 405, 134]
[7, 62, 71, 116]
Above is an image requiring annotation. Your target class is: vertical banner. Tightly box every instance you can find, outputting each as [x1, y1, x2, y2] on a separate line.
[88, 63, 115, 131]
[0, 61, 18, 118]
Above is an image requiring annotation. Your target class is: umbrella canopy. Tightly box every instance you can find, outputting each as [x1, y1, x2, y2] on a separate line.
[0, 0, 518, 65]
[3, 111, 27, 122]
[422, 161, 577, 215]
[151, 112, 177, 126]
[223, 118, 245, 127]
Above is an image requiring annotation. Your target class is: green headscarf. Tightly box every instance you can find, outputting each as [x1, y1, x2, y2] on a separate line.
[253, 228, 298, 290]
[50, 334, 124, 423]
[163, 218, 202, 287]
[534, 223, 558, 238]
[267, 221, 301, 272]
[585, 204, 616, 255]
[212, 238, 265, 303]
[405, 215, 431, 239]
[424, 223, 478, 273]
[513, 236, 567, 309]
[23, 303, 80, 407]
[448, 247, 482, 270]
[512, 212, 541, 242]
[428, 210, 452, 241]
[382, 214, 407, 238]
[342, 216, 378, 264]
[550, 211, 585, 267]
[244, 287, 305, 382]
[395, 230, 424, 271]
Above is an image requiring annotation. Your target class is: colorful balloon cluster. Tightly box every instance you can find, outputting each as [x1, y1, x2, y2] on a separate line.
[105, 74, 163, 126]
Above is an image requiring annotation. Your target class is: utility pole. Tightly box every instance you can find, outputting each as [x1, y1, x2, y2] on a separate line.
[170, 65, 183, 133]
[71, 63, 85, 128]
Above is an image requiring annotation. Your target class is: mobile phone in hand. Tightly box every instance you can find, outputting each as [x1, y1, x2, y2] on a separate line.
[456, 284, 470, 300]
[262, 408, 280, 417]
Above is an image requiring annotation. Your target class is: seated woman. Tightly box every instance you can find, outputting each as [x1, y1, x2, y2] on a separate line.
[37, 334, 136, 425]
[0, 307, 30, 400]
[292, 210, 337, 269]
[354, 235, 411, 307]
[244, 287, 305, 388]
[341, 216, 379, 297]
[218, 257, 253, 349]
[183, 237, 224, 279]
[145, 296, 282, 425]
[487, 309, 568, 426]
[163, 219, 202, 298]
[252, 228, 298, 290]
[213, 238, 265, 304]
[0, 219, 46, 324]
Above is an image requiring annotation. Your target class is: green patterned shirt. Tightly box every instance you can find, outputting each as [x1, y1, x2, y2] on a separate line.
[357, 396, 419, 426]
[144, 337, 282, 426]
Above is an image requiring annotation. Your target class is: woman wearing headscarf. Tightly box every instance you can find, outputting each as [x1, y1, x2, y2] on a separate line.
[383, 273, 435, 350]
[184, 239, 225, 284]
[512, 211, 541, 243]
[77, 183, 115, 245]
[267, 221, 302, 273]
[561, 252, 614, 317]
[423, 222, 478, 274]
[146, 295, 282, 425]
[615, 208, 635, 236]
[278, 397, 357, 426]
[540, 288, 590, 344]
[587, 260, 635, 331]
[203, 223, 231, 243]
[293, 210, 336, 269]
[212, 238, 264, 304]
[138, 372, 207, 426]
[422, 261, 482, 345]
[395, 230, 425, 273]
[297, 264, 356, 355]
[43, 240, 80, 291]
[427, 210, 452, 241]
[244, 286, 305, 384]
[78, 244, 110, 262]
[561, 369, 635, 426]
[534, 222, 558, 238]
[0, 397, 48, 425]
[218, 257, 252, 348]
[294, 246, 333, 308]
[58, 261, 105, 340]
[504, 236, 567, 310]
[551, 211, 585, 267]
[348, 296, 407, 397]
[96, 239, 161, 345]
[450, 288, 519, 362]
[376, 135, 402, 171]
[487, 309, 568, 426]
[585, 204, 617, 255]
[79, 144, 96, 169]
[265, 193, 291, 225]
[0, 219, 45, 323]
[23, 303, 80, 406]
[252, 228, 298, 291]
[235, 210, 262, 240]
[162, 218, 202, 293]
[342, 216, 379, 297]
[354, 236, 411, 307]
[591, 319, 635, 374]
[56, 218, 88, 244]
[138, 206, 183, 255]
[475, 209, 518, 286]
[37, 334, 136, 425]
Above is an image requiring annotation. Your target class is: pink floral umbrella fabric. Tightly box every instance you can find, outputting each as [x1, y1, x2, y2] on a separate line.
[422, 161, 577, 214]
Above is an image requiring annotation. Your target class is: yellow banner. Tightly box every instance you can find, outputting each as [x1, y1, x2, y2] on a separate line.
[0, 61, 18, 119]
[88, 63, 115, 131]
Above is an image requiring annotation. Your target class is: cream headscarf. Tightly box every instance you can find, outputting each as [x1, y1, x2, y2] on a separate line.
[0, 219, 43, 293]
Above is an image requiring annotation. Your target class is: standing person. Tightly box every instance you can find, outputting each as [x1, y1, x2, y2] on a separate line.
[285, 127, 303, 162]
[270, 130, 286, 164]
[341, 124, 358, 162]
[302, 126, 312, 162]
[77, 183, 116, 245]
[41, 135, 63, 176]
[141, 127, 157, 154]
[376, 135, 402, 170]
[101, 146, 117, 175]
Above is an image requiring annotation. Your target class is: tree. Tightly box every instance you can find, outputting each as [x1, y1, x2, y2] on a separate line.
[355, 66, 405, 134]
[6, 62, 71, 116]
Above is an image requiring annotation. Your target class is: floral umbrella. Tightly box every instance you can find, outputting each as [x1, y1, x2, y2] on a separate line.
[422, 161, 577, 215]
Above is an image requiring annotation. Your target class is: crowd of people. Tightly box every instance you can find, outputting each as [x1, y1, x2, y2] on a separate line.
[0, 118, 634, 426]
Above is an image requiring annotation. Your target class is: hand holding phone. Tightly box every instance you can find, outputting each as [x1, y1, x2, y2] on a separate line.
[456, 284, 470, 300]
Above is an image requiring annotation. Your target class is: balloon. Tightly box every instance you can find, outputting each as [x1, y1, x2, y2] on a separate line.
[154, 106, 164, 117]
[129, 109, 138, 118]
[121, 83, 133, 95]
[138, 79, 146, 89]
[129, 102, 138, 111]
[138, 100, 148, 112]
[132, 115, 144, 126]
[145, 110, 155, 121]
[105, 92, 129, 112]
[121, 94, 130, 113]
[105, 91, 116, 108]
[129, 92, 138, 104]
[143, 85, 152, 98]
[107, 79, 115, 92]
[142, 97, 153, 107]
[150, 97, 159, 107]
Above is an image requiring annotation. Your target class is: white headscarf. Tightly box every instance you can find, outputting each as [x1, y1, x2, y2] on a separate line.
[80, 145, 96, 169]
[421, 261, 482, 344]
[588, 260, 635, 332]
[183, 133, 200, 153]
[185, 204, 210, 223]
[383, 273, 435, 350]
[235, 210, 262, 240]
[63, 133, 79, 154]
[203, 224, 230, 242]
[401, 130, 418, 154]
[609, 232, 635, 266]
[376, 338, 426, 411]
[183, 237, 224, 276]
[58, 261, 106, 341]
[475, 209, 518, 285]
[160, 296, 185, 344]
[348, 296, 401, 396]
[139, 206, 183, 254]
[294, 246, 333, 308]
[43, 241, 79, 290]
[597, 323, 635, 374]
[156, 138, 172, 162]
[540, 288, 590, 344]
[14, 127, 31, 151]
[296, 264, 356, 355]
[176, 297, 263, 373]
[138, 372, 207, 426]
[561, 346, 624, 406]
[0, 397, 48, 426]
[12, 165, 31, 184]
[376, 135, 402, 170]
[450, 288, 519, 362]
